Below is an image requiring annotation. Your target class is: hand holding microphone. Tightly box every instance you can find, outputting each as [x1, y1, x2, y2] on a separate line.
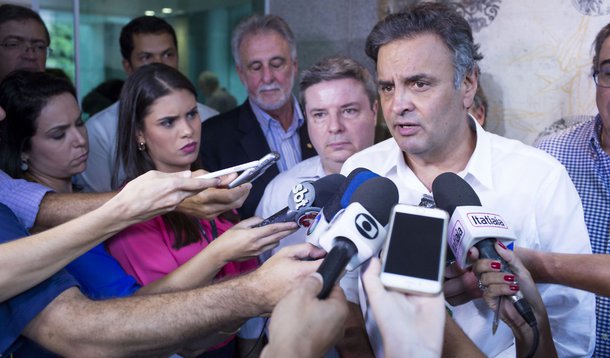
[432, 173, 542, 357]
[471, 242, 557, 358]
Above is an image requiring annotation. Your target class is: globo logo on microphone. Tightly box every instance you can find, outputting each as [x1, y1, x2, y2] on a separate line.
[355, 213, 379, 240]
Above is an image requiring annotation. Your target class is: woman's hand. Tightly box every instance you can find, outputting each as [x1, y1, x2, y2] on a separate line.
[207, 217, 298, 263]
[471, 242, 557, 358]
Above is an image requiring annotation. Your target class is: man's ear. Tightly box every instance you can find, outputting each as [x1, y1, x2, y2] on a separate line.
[122, 58, 134, 75]
[461, 70, 478, 109]
[236, 64, 247, 86]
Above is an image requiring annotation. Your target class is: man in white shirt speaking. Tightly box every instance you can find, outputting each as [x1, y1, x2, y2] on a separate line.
[340, 3, 596, 357]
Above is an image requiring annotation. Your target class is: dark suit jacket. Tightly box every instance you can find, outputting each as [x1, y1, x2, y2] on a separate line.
[200, 100, 317, 218]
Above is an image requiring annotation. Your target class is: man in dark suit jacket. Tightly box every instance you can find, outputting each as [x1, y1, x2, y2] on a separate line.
[200, 14, 316, 218]
[201, 102, 315, 218]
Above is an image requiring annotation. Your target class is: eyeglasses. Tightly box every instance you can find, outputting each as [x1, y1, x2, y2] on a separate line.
[0, 38, 52, 56]
[593, 70, 610, 88]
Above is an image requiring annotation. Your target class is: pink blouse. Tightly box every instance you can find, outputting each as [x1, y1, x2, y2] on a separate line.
[107, 215, 258, 286]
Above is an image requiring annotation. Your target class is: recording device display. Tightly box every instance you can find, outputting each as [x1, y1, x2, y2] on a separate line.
[380, 204, 448, 295]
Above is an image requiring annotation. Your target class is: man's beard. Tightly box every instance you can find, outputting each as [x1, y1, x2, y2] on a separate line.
[251, 75, 295, 112]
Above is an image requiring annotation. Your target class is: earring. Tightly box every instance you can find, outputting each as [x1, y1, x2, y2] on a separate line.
[138, 141, 146, 151]
[20, 158, 29, 171]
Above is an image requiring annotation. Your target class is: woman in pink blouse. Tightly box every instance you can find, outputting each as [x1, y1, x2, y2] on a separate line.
[107, 63, 293, 357]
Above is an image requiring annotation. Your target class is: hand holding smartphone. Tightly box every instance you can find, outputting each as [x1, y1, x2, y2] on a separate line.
[196, 152, 280, 188]
[380, 204, 449, 296]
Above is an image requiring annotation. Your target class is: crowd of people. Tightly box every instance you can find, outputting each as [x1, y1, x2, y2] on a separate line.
[1, 2, 609, 357]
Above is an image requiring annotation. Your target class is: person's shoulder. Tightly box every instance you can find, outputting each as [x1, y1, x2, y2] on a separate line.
[86, 101, 119, 128]
[486, 131, 569, 173]
[202, 101, 248, 128]
[535, 117, 595, 153]
[196, 102, 219, 122]
[342, 138, 397, 173]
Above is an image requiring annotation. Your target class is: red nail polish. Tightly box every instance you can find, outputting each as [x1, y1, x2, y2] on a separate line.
[491, 262, 501, 270]
[497, 241, 507, 249]
[510, 285, 519, 291]
[467, 250, 472, 257]
[504, 275, 515, 282]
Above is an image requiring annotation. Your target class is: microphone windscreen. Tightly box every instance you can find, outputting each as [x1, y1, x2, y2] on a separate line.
[349, 176, 399, 226]
[324, 168, 379, 220]
[311, 173, 346, 207]
[432, 172, 482, 215]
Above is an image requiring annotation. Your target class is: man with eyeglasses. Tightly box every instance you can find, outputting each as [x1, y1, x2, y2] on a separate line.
[0, 4, 50, 82]
[535, 23, 610, 357]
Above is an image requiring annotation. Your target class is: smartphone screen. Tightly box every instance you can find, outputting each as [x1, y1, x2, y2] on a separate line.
[384, 212, 445, 280]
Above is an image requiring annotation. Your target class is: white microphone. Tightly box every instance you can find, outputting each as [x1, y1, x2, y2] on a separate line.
[315, 176, 399, 298]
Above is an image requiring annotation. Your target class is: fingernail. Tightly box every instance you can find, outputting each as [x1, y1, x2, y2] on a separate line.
[491, 262, 501, 270]
[509, 284, 519, 291]
[497, 241, 507, 249]
[504, 275, 515, 282]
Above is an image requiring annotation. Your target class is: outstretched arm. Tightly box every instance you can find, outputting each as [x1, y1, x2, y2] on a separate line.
[0, 170, 217, 301]
[517, 246, 610, 297]
[23, 243, 326, 357]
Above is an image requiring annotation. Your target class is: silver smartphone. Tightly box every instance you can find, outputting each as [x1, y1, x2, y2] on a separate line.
[380, 204, 449, 295]
[227, 152, 280, 189]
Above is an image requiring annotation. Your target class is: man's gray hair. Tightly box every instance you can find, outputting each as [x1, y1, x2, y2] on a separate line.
[231, 14, 297, 67]
[592, 22, 610, 74]
[299, 56, 377, 110]
[365, 2, 482, 89]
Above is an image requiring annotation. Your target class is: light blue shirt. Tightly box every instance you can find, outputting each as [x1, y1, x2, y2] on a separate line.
[250, 96, 304, 172]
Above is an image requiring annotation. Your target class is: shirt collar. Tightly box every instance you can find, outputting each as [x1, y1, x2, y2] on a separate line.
[374, 114, 494, 192]
[461, 114, 494, 191]
[250, 96, 304, 136]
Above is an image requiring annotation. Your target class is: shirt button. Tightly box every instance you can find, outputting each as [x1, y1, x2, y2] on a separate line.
[602, 333, 609, 341]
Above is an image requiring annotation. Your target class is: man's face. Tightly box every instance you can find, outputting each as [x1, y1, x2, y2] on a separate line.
[236, 31, 297, 111]
[123, 32, 178, 75]
[0, 19, 48, 81]
[376, 33, 476, 162]
[305, 78, 377, 174]
[596, 36, 610, 129]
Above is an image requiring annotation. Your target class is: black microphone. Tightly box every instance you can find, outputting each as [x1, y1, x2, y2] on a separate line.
[306, 168, 380, 245]
[431, 172, 537, 329]
[316, 176, 399, 299]
[254, 174, 345, 228]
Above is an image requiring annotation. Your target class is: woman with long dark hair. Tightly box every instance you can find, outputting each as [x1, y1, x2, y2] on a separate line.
[107, 63, 289, 356]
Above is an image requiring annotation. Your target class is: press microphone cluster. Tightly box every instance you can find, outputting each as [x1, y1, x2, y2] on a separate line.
[308, 168, 399, 299]
[432, 173, 538, 356]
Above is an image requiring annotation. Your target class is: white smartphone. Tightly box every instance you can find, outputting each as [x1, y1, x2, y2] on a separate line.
[196, 152, 280, 189]
[380, 204, 449, 295]
[196, 161, 259, 180]
[226, 152, 280, 189]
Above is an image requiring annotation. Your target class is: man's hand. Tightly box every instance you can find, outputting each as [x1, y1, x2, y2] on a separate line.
[106, 170, 218, 224]
[363, 258, 445, 358]
[206, 217, 297, 263]
[250, 243, 326, 313]
[443, 261, 481, 306]
[262, 273, 348, 358]
[177, 170, 251, 220]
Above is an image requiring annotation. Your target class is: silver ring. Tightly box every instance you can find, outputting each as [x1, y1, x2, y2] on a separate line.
[478, 279, 487, 291]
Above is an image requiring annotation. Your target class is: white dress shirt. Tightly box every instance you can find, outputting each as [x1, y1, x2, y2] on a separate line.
[340, 120, 596, 357]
